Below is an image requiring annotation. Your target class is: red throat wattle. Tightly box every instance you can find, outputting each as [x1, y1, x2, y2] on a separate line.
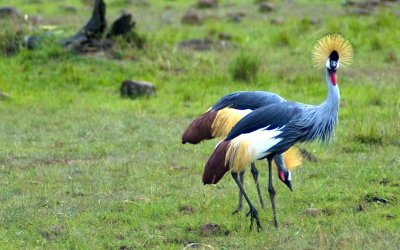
[330, 72, 337, 86]
[279, 171, 285, 182]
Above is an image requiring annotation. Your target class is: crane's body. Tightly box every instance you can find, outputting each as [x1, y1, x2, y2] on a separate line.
[202, 34, 353, 231]
[182, 91, 286, 144]
[203, 67, 339, 184]
[182, 90, 302, 212]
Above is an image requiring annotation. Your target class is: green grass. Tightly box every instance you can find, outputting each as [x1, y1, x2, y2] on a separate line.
[0, 0, 399, 249]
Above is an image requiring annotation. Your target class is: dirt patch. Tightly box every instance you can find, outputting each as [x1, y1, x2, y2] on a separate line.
[357, 194, 392, 212]
[304, 208, 334, 217]
[39, 225, 65, 240]
[353, 133, 383, 145]
[178, 35, 233, 51]
[200, 223, 219, 235]
[116, 234, 125, 240]
[199, 223, 229, 236]
[364, 195, 390, 204]
[179, 205, 195, 214]
[134, 194, 150, 202]
[379, 178, 390, 186]
[383, 214, 396, 220]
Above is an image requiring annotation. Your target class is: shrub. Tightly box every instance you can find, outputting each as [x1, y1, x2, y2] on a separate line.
[0, 20, 26, 56]
[230, 51, 260, 83]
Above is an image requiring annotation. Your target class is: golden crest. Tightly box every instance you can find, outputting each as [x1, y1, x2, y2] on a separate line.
[312, 34, 353, 69]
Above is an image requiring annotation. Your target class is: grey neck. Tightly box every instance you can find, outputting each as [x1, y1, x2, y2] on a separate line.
[323, 68, 340, 114]
[300, 68, 341, 142]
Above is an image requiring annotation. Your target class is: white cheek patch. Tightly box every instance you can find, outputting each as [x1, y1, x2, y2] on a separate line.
[326, 59, 330, 69]
[288, 171, 292, 181]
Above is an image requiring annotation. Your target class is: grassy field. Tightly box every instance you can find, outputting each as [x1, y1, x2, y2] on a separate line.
[0, 0, 399, 249]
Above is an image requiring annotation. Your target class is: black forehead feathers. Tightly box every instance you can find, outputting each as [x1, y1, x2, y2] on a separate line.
[329, 50, 339, 61]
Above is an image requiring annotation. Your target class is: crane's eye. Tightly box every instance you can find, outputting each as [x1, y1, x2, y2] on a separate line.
[330, 60, 338, 70]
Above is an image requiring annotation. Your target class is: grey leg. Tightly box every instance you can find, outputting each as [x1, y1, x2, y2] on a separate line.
[267, 157, 279, 228]
[231, 172, 263, 232]
[232, 171, 244, 214]
[250, 163, 265, 210]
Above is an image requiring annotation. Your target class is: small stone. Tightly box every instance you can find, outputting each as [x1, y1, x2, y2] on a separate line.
[259, 2, 275, 13]
[181, 10, 203, 25]
[120, 80, 156, 99]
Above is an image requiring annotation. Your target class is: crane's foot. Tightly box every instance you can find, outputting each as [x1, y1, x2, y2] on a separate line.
[246, 207, 262, 232]
[232, 205, 243, 215]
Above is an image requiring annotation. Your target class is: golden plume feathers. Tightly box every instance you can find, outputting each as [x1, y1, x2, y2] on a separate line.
[212, 108, 247, 138]
[272, 147, 303, 171]
[312, 34, 353, 69]
[225, 138, 253, 173]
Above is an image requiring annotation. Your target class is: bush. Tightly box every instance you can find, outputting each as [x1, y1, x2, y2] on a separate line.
[0, 20, 26, 56]
[230, 51, 260, 83]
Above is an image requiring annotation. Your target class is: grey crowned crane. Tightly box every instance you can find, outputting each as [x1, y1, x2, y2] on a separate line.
[182, 91, 302, 213]
[202, 34, 353, 231]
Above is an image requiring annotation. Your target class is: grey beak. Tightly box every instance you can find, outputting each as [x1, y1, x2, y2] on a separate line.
[286, 181, 293, 192]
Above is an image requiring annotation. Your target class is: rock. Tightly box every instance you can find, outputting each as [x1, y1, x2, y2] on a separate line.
[120, 80, 156, 99]
[227, 12, 245, 22]
[259, 2, 275, 13]
[181, 10, 203, 25]
[0, 6, 21, 18]
[197, 0, 218, 8]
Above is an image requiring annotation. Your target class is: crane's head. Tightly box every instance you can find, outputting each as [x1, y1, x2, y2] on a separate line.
[327, 50, 339, 72]
[312, 34, 353, 83]
[278, 169, 292, 191]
